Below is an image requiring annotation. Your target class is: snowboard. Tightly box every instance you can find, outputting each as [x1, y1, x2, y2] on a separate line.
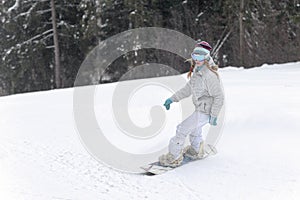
[140, 144, 217, 176]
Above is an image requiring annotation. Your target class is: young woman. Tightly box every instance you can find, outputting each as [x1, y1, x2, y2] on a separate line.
[159, 42, 224, 167]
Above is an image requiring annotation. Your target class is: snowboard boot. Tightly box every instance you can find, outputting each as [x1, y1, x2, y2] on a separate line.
[183, 141, 205, 160]
[159, 152, 183, 168]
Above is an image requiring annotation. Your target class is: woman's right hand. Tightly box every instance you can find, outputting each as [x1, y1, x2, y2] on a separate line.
[163, 98, 173, 110]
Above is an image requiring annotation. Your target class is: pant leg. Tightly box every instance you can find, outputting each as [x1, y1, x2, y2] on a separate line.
[189, 113, 210, 151]
[169, 111, 203, 158]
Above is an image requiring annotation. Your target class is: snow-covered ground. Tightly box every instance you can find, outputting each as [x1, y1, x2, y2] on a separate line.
[1, 62, 300, 200]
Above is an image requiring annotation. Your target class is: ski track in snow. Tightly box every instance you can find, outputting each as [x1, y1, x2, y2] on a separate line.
[1, 62, 300, 200]
[0, 136, 201, 200]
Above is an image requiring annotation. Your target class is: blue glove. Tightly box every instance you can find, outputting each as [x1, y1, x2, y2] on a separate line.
[163, 98, 173, 110]
[209, 116, 217, 126]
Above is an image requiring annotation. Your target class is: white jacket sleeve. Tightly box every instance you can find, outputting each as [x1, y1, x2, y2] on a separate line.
[206, 74, 224, 117]
[170, 80, 191, 102]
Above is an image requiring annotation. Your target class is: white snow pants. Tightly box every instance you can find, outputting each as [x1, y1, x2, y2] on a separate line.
[169, 111, 210, 158]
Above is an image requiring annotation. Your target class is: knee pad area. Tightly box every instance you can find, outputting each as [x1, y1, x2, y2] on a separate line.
[170, 136, 185, 146]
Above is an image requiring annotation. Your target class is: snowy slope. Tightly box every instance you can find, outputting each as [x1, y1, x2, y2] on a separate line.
[1, 62, 300, 200]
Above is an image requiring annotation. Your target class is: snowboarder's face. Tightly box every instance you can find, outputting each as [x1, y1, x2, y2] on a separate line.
[191, 53, 205, 66]
[195, 60, 204, 66]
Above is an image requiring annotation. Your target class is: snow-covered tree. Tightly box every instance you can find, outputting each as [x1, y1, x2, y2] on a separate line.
[0, 0, 299, 96]
[0, 0, 102, 94]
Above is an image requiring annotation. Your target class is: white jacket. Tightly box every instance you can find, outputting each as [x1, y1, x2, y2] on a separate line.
[170, 65, 224, 118]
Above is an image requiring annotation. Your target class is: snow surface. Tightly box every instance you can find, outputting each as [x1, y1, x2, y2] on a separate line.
[1, 62, 300, 200]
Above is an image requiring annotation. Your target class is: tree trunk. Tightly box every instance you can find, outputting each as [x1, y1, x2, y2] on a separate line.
[239, 0, 245, 66]
[50, 0, 61, 88]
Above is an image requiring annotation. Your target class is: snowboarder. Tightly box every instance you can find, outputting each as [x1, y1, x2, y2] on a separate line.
[159, 41, 224, 167]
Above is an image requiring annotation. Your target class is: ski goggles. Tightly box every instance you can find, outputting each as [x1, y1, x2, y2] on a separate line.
[191, 53, 206, 61]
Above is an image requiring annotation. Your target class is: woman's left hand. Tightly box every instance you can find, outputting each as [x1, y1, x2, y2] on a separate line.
[209, 116, 217, 126]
